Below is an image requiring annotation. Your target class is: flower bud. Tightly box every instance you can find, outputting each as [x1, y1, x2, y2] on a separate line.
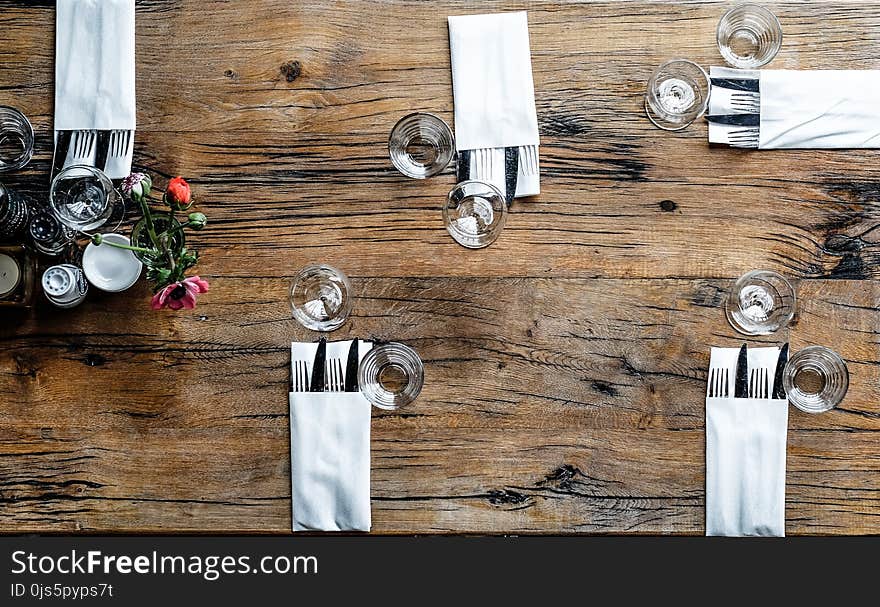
[187, 212, 207, 230]
[121, 172, 152, 204]
[165, 176, 193, 210]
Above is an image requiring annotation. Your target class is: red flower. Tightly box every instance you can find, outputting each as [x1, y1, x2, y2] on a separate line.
[151, 276, 210, 310]
[165, 176, 192, 210]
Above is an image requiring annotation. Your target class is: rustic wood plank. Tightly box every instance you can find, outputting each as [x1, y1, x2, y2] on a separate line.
[1, 1, 879, 534]
[1, 278, 878, 533]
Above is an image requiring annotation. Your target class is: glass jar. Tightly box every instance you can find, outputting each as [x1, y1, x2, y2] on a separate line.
[130, 212, 185, 263]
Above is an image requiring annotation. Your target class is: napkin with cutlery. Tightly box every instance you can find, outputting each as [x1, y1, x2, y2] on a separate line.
[54, 0, 136, 179]
[290, 339, 373, 532]
[705, 345, 788, 537]
[709, 66, 880, 149]
[448, 11, 540, 201]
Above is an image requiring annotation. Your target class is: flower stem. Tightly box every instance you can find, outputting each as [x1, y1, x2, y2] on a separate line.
[94, 240, 153, 254]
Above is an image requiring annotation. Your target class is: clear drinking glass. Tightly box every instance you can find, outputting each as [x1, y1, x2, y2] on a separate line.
[717, 3, 782, 69]
[725, 270, 796, 335]
[358, 342, 424, 410]
[783, 346, 849, 413]
[49, 165, 120, 232]
[0, 106, 34, 172]
[644, 59, 710, 131]
[389, 112, 455, 178]
[289, 263, 353, 331]
[443, 180, 508, 249]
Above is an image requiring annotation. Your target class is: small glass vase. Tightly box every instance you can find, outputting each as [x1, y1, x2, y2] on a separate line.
[130, 212, 186, 263]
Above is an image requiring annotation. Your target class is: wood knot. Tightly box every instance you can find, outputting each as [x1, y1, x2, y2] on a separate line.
[659, 199, 678, 212]
[487, 489, 529, 506]
[82, 353, 106, 367]
[280, 60, 302, 82]
[224, 69, 236, 79]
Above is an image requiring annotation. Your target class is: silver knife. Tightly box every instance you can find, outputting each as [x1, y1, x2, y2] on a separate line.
[710, 77, 760, 93]
[344, 339, 359, 392]
[772, 343, 789, 399]
[734, 343, 748, 398]
[707, 114, 760, 127]
[309, 338, 326, 392]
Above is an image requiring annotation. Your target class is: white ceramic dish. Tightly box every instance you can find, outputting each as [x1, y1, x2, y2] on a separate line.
[82, 233, 142, 292]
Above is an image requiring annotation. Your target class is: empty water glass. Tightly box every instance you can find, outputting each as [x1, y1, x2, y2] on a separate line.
[289, 263, 353, 332]
[443, 180, 508, 249]
[782, 346, 848, 413]
[0, 106, 34, 172]
[717, 3, 782, 69]
[725, 269, 796, 335]
[645, 59, 710, 131]
[389, 112, 455, 178]
[49, 165, 120, 232]
[358, 342, 424, 410]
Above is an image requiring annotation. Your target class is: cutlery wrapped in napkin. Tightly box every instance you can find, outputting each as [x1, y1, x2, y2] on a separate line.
[289, 339, 373, 532]
[705, 346, 787, 537]
[448, 11, 540, 200]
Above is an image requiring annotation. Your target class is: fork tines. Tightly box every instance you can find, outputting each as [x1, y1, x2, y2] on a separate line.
[293, 360, 311, 392]
[324, 358, 345, 392]
[749, 368, 770, 399]
[707, 367, 729, 398]
[728, 128, 759, 149]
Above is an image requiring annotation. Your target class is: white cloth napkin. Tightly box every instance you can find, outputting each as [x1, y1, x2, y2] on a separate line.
[55, 0, 136, 130]
[448, 11, 540, 198]
[290, 340, 373, 532]
[709, 66, 880, 148]
[706, 346, 788, 537]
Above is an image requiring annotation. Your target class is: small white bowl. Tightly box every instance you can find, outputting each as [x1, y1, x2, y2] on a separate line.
[82, 233, 143, 292]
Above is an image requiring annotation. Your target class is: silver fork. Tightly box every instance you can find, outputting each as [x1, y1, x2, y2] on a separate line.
[730, 92, 760, 112]
[104, 130, 134, 179]
[293, 360, 311, 392]
[707, 367, 729, 398]
[65, 129, 97, 169]
[728, 128, 760, 149]
[749, 367, 769, 399]
[325, 358, 344, 392]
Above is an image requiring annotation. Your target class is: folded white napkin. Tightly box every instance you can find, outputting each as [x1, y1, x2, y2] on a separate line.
[706, 346, 788, 537]
[290, 340, 373, 532]
[55, 0, 136, 178]
[709, 66, 880, 148]
[448, 11, 540, 198]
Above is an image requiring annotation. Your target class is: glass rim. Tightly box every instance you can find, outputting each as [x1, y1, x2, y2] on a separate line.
[443, 179, 508, 249]
[716, 3, 782, 68]
[358, 341, 424, 410]
[48, 164, 117, 232]
[288, 263, 352, 332]
[644, 58, 710, 131]
[783, 345, 849, 413]
[0, 105, 35, 172]
[725, 269, 796, 335]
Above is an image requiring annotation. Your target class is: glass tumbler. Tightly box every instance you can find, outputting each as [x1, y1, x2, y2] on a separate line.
[389, 112, 455, 178]
[644, 59, 710, 131]
[782, 346, 849, 413]
[443, 180, 508, 249]
[27, 211, 75, 257]
[358, 342, 424, 410]
[289, 263, 353, 332]
[49, 165, 120, 232]
[717, 3, 782, 69]
[725, 270, 795, 335]
[0, 106, 34, 172]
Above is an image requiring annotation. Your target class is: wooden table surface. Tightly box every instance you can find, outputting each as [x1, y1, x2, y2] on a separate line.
[1, 0, 879, 535]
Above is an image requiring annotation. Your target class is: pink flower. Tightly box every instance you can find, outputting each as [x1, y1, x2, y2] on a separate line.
[151, 276, 210, 310]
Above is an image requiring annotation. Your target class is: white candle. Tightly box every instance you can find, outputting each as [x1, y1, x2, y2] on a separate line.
[0, 253, 21, 298]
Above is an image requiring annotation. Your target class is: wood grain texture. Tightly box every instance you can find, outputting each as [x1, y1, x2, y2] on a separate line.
[1, 0, 879, 534]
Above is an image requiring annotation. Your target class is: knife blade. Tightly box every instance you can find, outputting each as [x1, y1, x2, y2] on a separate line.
[772, 343, 789, 399]
[344, 339, 359, 392]
[707, 114, 760, 127]
[94, 130, 112, 173]
[710, 77, 760, 92]
[734, 343, 748, 398]
[504, 146, 519, 206]
[309, 338, 326, 392]
[50, 130, 72, 182]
